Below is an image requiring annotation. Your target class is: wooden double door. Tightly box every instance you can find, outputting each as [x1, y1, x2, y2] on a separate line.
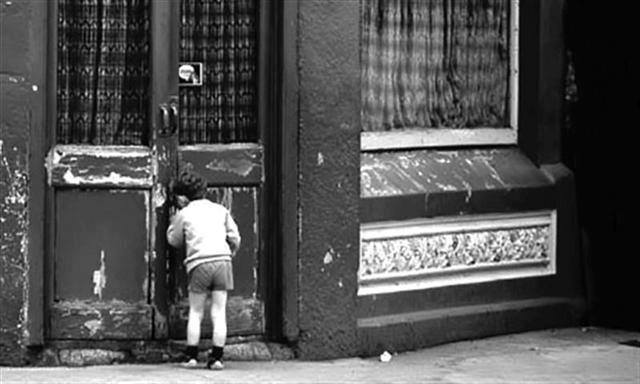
[47, 0, 274, 341]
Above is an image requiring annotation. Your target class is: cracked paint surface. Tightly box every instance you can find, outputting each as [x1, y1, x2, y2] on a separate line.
[92, 251, 107, 299]
[0, 139, 29, 354]
[205, 157, 257, 177]
[1, 72, 32, 364]
[180, 144, 263, 184]
[54, 189, 148, 303]
[361, 149, 549, 198]
[1, 0, 45, 355]
[168, 296, 264, 337]
[47, 145, 153, 188]
[50, 300, 152, 339]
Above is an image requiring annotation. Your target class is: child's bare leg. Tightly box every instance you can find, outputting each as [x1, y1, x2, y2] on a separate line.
[210, 290, 228, 347]
[187, 291, 207, 346]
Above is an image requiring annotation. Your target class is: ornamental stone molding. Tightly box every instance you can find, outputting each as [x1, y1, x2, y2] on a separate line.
[358, 211, 556, 295]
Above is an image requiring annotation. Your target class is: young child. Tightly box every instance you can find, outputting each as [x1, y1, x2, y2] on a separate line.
[167, 170, 240, 370]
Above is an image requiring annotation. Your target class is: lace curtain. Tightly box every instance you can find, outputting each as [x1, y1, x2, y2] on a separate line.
[57, 0, 150, 145]
[361, 0, 511, 131]
[179, 0, 258, 144]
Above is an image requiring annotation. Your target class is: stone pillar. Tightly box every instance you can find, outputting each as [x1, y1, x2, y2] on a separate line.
[296, 0, 361, 359]
[0, 0, 47, 365]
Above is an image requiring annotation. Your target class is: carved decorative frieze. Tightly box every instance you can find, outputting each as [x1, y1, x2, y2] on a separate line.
[358, 211, 556, 295]
[360, 226, 549, 277]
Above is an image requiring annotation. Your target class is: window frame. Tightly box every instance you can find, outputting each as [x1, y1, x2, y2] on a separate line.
[360, 0, 520, 151]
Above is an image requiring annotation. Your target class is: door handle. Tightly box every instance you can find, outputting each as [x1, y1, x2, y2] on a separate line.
[158, 103, 171, 137]
[169, 100, 179, 135]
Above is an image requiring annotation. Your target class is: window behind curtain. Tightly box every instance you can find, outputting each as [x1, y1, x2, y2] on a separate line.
[179, 0, 258, 145]
[361, 0, 511, 132]
[57, 0, 150, 145]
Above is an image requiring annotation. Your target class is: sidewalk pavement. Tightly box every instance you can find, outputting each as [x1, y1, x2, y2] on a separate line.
[1, 327, 639, 384]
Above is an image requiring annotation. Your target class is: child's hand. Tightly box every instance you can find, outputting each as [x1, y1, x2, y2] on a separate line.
[226, 237, 240, 256]
[175, 195, 189, 209]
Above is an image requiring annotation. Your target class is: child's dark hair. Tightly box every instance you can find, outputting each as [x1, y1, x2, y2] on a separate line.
[173, 170, 207, 201]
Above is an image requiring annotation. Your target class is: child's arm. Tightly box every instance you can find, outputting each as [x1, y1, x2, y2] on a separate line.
[225, 210, 241, 255]
[166, 209, 185, 248]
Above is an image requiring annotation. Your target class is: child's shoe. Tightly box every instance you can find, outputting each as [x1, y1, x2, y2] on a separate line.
[181, 345, 199, 368]
[207, 359, 224, 370]
[207, 346, 224, 370]
[181, 358, 198, 368]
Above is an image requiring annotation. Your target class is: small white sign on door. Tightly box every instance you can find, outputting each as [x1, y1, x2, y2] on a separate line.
[179, 62, 203, 86]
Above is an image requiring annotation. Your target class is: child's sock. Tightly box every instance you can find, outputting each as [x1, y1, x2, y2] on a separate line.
[210, 346, 224, 361]
[186, 345, 199, 360]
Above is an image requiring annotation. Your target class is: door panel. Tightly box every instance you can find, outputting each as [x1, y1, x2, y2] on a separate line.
[47, 146, 154, 340]
[169, 186, 263, 337]
[48, 0, 269, 340]
[49, 301, 153, 340]
[164, 0, 266, 339]
[47, 146, 154, 188]
[179, 144, 263, 185]
[48, 0, 155, 340]
[169, 298, 263, 337]
[178, 0, 258, 145]
[54, 189, 149, 302]
[207, 187, 260, 299]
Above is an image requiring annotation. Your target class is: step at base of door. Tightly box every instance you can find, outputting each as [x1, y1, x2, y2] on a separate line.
[169, 338, 295, 361]
[31, 340, 294, 366]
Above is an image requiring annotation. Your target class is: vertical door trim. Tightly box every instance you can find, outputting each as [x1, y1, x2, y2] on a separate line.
[43, 0, 59, 340]
[150, 0, 179, 339]
[24, 0, 49, 346]
[257, 0, 274, 339]
[257, 0, 291, 340]
[280, 0, 300, 342]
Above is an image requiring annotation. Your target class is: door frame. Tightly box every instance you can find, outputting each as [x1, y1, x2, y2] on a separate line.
[39, 0, 292, 342]
[149, 0, 288, 339]
[277, 0, 300, 343]
[44, 0, 157, 340]
[22, 0, 48, 346]
[43, 0, 57, 342]
[151, 0, 286, 340]
[250, 0, 300, 342]
[259, 0, 288, 341]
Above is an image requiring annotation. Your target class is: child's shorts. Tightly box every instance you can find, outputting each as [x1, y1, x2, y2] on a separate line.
[188, 260, 234, 293]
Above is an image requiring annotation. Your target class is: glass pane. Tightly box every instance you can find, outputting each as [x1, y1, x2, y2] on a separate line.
[361, 0, 511, 131]
[57, 0, 150, 145]
[179, 0, 258, 144]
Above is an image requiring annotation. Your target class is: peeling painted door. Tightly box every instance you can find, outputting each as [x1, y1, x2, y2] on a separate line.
[47, 0, 156, 339]
[47, 0, 268, 341]
[155, 0, 267, 339]
[167, 148, 265, 338]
